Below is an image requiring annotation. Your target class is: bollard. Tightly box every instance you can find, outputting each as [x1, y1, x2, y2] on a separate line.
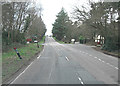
[34, 40, 39, 48]
[14, 48, 22, 59]
[37, 42, 39, 48]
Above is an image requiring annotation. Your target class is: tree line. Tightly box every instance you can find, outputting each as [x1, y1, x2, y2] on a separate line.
[52, 1, 120, 52]
[2, 2, 46, 52]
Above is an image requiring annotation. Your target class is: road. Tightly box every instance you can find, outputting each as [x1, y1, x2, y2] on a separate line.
[10, 37, 118, 84]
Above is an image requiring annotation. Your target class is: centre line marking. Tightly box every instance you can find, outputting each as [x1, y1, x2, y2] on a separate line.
[89, 55, 92, 56]
[106, 63, 110, 65]
[109, 64, 114, 67]
[115, 67, 118, 70]
[65, 56, 69, 61]
[102, 60, 105, 63]
[78, 77, 84, 84]
[94, 57, 97, 59]
[90, 55, 118, 70]
[105, 62, 118, 70]
[98, 59, 102, 61]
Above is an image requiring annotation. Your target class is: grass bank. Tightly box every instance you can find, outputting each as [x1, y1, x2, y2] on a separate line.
[2, 36, 45, 82]
[53, 37, 70, 44]
[93, 47, 119, 58]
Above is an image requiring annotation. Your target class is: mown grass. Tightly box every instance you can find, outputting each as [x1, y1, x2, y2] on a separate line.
[2, 36, 45, 82]
[53, 37, 66, 44]
[53, 37, 72, 44]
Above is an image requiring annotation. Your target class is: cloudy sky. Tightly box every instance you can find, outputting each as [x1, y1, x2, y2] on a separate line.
[35, 0, 97, 35]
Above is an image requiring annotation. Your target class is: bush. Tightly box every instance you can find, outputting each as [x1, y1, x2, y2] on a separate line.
[102, 37, 118, 52]
[79, 35, 86, 44]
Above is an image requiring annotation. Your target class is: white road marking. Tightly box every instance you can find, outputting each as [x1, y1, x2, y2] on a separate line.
[106, 62, 116, 68]
[23, 62, 33, 73]
[94, 57, 119, 70]
[37, 47, 45, 59]
[47, 63, 54, 83]
[94, 57, 97, 59]
[80, 51, 119, 70]
[109, 64, 114, 67]
[42, 47, 45, 53]
[11, 71, 24, 84]
[115, 67, 119, 70]
[11, 61, 34, 84]
[102, 60, 105, 63]
[98, 58, 102, 61]
[65, 56, 69, 61]
[81, 51, 119, 70]
[37, 55, 41, 59]
[104, 62, 119, 70]
[89, 55, 92, 56]
[106, 63, 110, 65]
[78, 77, 84, 84]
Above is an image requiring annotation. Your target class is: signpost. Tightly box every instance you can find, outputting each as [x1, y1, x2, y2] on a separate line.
[14, 48, 22, 59]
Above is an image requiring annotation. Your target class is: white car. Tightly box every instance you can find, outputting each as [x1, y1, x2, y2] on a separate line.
[34, 40, 38, 43]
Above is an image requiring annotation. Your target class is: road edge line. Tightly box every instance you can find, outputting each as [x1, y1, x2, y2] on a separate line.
[10, 61, 34, 84]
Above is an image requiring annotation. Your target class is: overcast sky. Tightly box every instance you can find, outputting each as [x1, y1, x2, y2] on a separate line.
[35, 0, 98, 35]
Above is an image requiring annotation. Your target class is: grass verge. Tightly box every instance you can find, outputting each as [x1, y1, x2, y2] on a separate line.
[53, 37, 70, 44]
[2, 36, 45, 82]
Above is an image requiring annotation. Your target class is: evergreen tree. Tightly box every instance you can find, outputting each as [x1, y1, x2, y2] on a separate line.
[52, 8, 69, 40]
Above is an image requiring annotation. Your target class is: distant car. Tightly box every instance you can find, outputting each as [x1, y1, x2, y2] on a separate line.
[34, 40, 38, 43]
[71, 39, 75, 44]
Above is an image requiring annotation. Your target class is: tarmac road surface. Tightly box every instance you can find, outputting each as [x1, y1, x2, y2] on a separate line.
[10, 37, 119, 85]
